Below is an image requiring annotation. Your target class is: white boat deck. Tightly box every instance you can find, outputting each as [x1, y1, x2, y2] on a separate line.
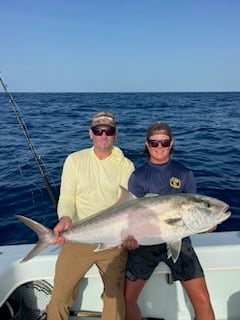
[0, 231, 240, 319]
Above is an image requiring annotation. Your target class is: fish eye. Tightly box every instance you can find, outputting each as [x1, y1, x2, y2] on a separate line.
[203, 201, 210, 208]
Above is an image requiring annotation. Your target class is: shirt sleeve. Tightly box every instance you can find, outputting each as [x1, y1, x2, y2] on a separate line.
[183, 169, 197, 193]
[128, 171, 145, 197]
[57, 155, 77, 220]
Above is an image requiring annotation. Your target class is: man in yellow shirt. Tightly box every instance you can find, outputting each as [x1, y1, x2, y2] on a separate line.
[47, 111, 134, 320]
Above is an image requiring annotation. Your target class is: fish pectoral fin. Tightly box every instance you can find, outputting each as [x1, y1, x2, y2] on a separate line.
[93, 243, 111, 252]
[165, 218, 183, 226]
[167, 240, 182, 263]
[94, 242, 120, 252]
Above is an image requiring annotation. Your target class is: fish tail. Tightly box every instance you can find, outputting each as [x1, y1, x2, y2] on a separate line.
[16, 214, 54, 263]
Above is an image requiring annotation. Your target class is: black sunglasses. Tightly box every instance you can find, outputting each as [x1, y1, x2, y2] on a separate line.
[148, 139, 171, 148]
[91, 126, 116, 136]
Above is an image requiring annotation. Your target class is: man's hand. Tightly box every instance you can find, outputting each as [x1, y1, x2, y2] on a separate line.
[53, 216, 72, 245]
[122, 235, 139, 250]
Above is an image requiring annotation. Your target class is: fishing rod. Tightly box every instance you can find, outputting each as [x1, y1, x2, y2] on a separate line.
[0, 76, 58, 209]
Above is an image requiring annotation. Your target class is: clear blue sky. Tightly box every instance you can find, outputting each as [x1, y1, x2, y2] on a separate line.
[1, 0, 239, 92]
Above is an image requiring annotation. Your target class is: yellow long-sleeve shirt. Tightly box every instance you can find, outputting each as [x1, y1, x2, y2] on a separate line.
[57, 146, 134, 222]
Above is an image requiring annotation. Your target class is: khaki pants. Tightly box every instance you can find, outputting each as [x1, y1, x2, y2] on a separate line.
[47, 242, 127, 320]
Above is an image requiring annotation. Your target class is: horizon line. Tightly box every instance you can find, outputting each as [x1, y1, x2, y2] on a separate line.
[1, 90, 240, 94]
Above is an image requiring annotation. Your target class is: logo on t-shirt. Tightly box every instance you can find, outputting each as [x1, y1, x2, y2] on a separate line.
[170, 176, 181, 189]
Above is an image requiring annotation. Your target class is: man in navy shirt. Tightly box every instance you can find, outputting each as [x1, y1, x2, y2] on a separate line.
[123, 122, 215, 320]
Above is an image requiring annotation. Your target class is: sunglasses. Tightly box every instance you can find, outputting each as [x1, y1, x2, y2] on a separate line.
[148, 139, 171, 148]
[91, 126, 116, 136]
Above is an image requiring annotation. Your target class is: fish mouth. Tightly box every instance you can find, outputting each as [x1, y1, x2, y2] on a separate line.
[219, 205, 231, 221]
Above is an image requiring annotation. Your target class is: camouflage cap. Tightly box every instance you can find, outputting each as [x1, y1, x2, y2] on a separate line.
[90, 111, 116, 128]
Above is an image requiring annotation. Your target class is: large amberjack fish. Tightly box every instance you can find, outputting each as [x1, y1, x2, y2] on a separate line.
[16, 187, 231, 263]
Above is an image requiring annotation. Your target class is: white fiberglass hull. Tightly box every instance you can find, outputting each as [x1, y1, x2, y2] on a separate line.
[0, 231, 240, 320]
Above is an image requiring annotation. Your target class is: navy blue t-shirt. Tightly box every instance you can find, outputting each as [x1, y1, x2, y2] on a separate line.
[128, 159, 196, 197]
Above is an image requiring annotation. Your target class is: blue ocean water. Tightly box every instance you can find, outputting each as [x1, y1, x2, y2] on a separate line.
[0, 92, 240, 245]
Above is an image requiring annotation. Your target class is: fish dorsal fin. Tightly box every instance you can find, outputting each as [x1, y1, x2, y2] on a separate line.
[167, 240, 182, 263]
[115, 186, 137, 205]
